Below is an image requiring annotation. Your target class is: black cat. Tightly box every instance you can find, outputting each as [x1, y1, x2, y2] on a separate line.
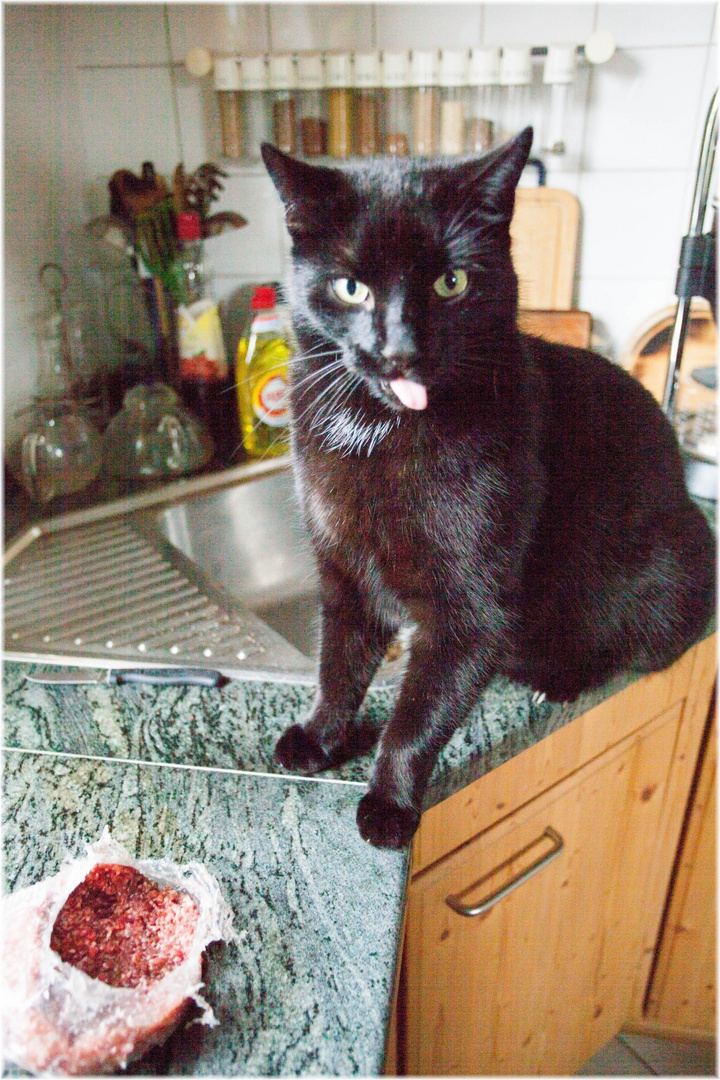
[261, 129, 715, 850]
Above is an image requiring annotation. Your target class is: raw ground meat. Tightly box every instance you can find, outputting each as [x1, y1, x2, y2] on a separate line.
[50, 863, 200, 987]
[2, 831, 235, 1076]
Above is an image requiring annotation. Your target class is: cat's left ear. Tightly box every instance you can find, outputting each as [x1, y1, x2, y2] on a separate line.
[439, 126, 534, 224]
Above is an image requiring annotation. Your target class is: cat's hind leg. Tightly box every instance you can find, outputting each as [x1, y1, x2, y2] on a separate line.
[275, 556, 398, 773]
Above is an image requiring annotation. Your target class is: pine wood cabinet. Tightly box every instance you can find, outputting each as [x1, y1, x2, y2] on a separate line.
[387, 633, 716, 1076]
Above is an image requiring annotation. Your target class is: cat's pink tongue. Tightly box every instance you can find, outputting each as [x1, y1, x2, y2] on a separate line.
[389, 378, 428, 411]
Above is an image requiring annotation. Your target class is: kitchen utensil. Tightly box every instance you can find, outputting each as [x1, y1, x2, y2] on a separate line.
[24, 666, 225, 687]
[661, 88, 717, 500]
[510, 187, 580, 310]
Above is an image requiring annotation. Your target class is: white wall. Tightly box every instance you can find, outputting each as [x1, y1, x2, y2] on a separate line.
[4, 2, 717, 449]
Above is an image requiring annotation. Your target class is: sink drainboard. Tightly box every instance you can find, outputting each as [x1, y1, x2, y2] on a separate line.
[4, 515, 317, 683]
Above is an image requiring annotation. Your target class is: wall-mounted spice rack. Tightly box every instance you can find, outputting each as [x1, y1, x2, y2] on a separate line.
[185, 33, 616, 164]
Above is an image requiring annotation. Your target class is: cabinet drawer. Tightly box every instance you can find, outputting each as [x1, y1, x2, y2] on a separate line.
[404, 702, 682, 1075]
[411, 637, 715, 876]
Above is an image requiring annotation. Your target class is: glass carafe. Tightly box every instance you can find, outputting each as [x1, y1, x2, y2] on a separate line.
[7, 269, 103, 502]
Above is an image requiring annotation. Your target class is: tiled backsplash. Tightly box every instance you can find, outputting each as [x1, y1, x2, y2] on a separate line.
[4, 3, 717, 448]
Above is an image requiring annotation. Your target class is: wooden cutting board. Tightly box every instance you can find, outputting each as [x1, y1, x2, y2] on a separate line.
[511, 187, 580, 310]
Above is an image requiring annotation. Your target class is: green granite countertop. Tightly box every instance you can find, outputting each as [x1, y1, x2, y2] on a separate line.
[2, 500, 714, 1076]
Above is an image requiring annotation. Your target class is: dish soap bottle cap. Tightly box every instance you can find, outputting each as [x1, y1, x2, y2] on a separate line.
[251, 285, 277, 310]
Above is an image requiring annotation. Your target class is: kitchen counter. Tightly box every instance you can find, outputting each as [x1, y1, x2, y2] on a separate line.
[0, 658, 654, 1078]
[2, 502, 714, 1076]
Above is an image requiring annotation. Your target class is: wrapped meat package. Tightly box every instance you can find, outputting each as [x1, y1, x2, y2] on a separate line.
[2, 829, 236, 1075]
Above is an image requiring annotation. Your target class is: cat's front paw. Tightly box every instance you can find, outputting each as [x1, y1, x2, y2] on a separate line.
[356, 793, 421, 849]
[275, 724, 331, 774]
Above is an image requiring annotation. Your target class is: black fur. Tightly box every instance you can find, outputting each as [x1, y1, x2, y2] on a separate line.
[262, 130, 715, 849]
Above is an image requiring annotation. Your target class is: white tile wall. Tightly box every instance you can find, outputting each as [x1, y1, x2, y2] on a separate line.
[5, 1, 717, 446]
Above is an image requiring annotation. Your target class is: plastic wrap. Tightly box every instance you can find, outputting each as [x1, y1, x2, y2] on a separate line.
[2, 829, 236, 1076]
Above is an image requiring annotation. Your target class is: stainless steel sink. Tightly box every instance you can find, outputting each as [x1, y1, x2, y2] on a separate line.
[150, 466, 321, 661]
[4, 459, 407, 685]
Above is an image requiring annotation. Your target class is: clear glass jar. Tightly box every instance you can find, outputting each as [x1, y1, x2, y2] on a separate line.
[499, 45, 532, 142]
[467, 46, 500, 153]
[438, 50, 468, 155]
[239, 55, 269, 162]
[297, 52, 327, 157]
[214, 56, 243, 159]
[382, 51, 411, 156]
[542, 44, 577, 155]
[268, 54, 298, 155]
[410, 50, 439, 155]
[354, 52, 382, 156]
[326, 52, 353, 157]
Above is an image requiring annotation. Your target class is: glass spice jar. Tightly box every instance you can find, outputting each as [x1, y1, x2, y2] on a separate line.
[214, 56, 243, 159]
[438, 49, 468, 155]
[382, 51, 411, 156]
[354, 52, 382, 156]
[297, 52, 327, 157]
[268, 54, 298, 155]
[410, 49, 439, 156]
[326, 52, 354, 158]
[467, 46, 500, 153]
[499, 45, 532, 143]
[239, 54, 269, 161]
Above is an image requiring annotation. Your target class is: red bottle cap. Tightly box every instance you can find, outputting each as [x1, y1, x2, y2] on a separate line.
[251, 286, 277, 310]
[176, 211, 202, 241]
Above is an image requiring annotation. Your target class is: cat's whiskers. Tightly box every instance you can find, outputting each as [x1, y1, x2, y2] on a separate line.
[293, 368, 355, 427]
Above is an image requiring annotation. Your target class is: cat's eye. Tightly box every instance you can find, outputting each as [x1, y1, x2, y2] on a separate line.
[332, 278, 372, 306]
[433, 269, 468, 299]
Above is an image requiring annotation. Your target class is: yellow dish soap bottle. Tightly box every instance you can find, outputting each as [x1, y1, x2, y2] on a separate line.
[236, 286, 292, 458]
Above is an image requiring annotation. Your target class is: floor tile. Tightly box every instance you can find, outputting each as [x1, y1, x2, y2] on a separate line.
[620, 1032, 716, 1076]
[578, 1036, 653, 1075]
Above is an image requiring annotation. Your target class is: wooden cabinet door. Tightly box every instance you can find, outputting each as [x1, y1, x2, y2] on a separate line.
[644, 712, 716, 1037]
[403, 702, 683, 1076]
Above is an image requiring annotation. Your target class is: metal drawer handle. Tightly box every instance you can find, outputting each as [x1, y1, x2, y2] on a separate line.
[446, 826, 564, 917]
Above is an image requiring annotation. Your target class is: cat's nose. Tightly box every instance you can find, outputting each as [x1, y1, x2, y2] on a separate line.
[379, 346, 417, 379]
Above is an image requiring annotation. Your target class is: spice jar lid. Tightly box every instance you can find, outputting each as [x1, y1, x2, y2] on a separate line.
[543, 43, 577, 84]
[269, 54, 297, 91]
[499, 45, 532, 86]
[325, 52, 353, 88]
[410, 49, 439, 87]
[240, 55, 268, 91]
[214, 56, 241, 92]
[382, 51, 410, 88]
[297, 52, 324, 90]
[354, 52, 381, 88]
[438, 49, 468, 87]
[468, 46, 501, 86]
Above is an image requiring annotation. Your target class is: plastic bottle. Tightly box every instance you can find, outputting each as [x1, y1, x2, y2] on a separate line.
[236, 286, 292, 459]
[174, 211, 238, 462]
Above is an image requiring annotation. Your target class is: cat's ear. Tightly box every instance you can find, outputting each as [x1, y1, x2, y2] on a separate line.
[261, 143, 356, 237]
[439, 126, 533, 224]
